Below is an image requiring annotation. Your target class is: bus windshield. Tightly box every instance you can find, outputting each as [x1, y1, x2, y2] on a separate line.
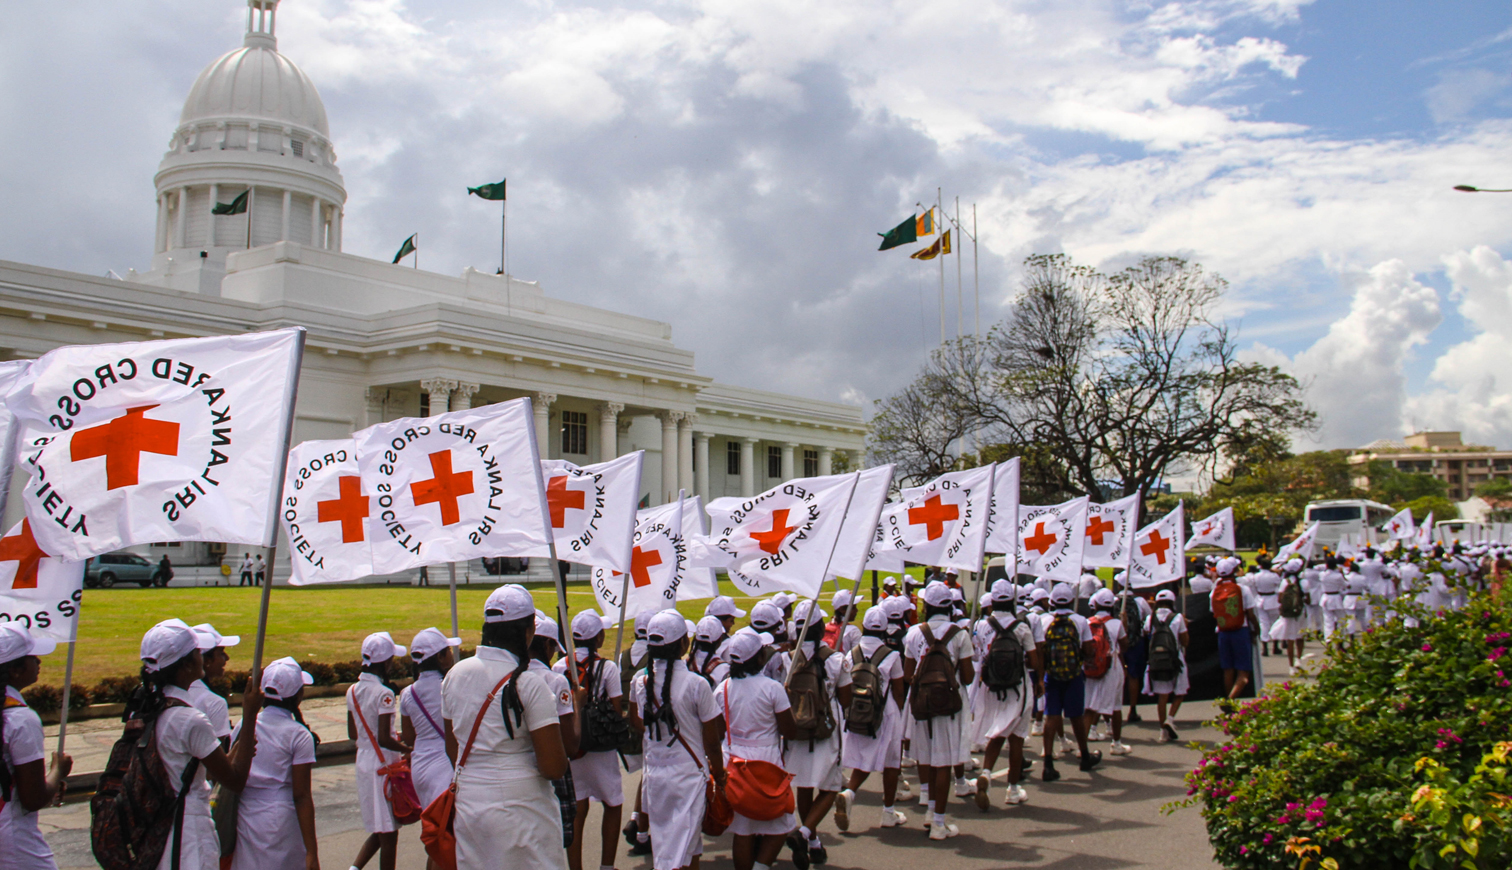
[1308, 506, 1362, 522]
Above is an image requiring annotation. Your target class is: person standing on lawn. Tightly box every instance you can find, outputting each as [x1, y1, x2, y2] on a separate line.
[1, 624, 73, 870]
[228, 657, 319, 870]
[400, 627, 462, 812]
[239, 553, 255, 586]
[346, 631, 411, 870]
[1210, 556, 1260, 708]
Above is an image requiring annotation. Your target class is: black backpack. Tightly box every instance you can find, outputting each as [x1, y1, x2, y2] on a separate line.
[1278, 578, 1305, 619]
[786, 646, 836, 744]
[578, 658, 632, 754]
[1146, 612, 1183, 683]
[844, 645, 890, 737]
[909, 625, 963, 722]
[91, 701, 202, 870]
[617, 649, 646, 759]
[980, 615, 1027, 699]
[1118, 595, 1145, 646]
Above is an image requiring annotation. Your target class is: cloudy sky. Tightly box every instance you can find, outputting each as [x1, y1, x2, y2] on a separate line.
[3, 0, 1512, 451]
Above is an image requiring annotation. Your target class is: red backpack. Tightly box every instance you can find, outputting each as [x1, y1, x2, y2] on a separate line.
[1083, 615, 1113, 679]
[1212, 579, 1247, 631]
[822, 621, 843, 650]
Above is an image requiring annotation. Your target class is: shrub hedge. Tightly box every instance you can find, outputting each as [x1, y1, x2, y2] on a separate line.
[1178, 589, 1512, 869]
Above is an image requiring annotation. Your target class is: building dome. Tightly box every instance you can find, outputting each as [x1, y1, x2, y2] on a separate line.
[180, 44, 329, 138]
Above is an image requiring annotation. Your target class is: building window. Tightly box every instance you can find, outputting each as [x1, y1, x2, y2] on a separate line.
[727, 441, 741, 475]
[803, 449, 818, 477]
[767, 445, 782, 478]
[560, 410, 588, 455]
[419, 392, 429, 417]
[291, 139, 305, 158]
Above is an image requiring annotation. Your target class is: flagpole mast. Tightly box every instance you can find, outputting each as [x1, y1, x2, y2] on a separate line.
[251, 328, 308, 675]
[973, 203, 980, 338]
[54, 604, 80, 763]
[937, 188, 945, 345]
[414, 233, 419, 271]
[611, 570, 632, 661]
[787, 473, 862, 684]
[955, 196, 963, 339]
[448, 560, 459, 639]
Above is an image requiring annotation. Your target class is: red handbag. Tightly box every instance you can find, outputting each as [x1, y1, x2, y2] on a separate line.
[420, 673, 513, 870]
[721, 690, 794, 821]
[350, 689, 423, 825]
[670, 726, 733, 836]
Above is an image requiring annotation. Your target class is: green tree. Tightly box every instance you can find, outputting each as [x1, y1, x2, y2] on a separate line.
[1474, 477, 1512, 499]
[1366, 459, 1448, 503]
[1399, 495, 1459, 523]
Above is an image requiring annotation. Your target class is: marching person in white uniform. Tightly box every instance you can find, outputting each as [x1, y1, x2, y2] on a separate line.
[400, 627, 462, 810]
[716, 629, 799, 870]
[1142, 592, 1189, 744]
[834, 606, 909, 831]
[346, 631, 412, 870]
[1083, 589, 1131, 755]
[689, 616, 731, 685]
[557, 611, 628, 870]
[1, 625, 73, 870]
[229, 657, 318, 870]
[784, 600, 852, 870]
[903, 582, 975, 840]
[970, 580, 1039, 810]
[441, 585, 571, 870]
[825, 589, 863, 653]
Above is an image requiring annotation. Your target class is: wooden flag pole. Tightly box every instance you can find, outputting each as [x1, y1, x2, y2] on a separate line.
[250, 329, 307, 675]
[54, 602, 80, 763]
[448, 561, 459, 639]
[611, 570, 633, 661]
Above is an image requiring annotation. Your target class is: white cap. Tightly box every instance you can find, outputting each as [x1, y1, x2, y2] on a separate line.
[831, 589, 855, 609]
[634, 608, 654, 639]
[695, 615, 726, 643]
[1050, 583, 1075, 606]
[1091, 588, 1117, 608]
[261, 656, 314, 699]
[922, 583, 953, 607]
[1155, 590, 1176, 603]
[647, 611, 688, 645]
[1216, 556, 1241, 577]
[485, 584, 536, 623]
[361, 631, 406, 664]
[862, 607, 887, 631]
[1190, 576, 1214, 594]
[881, 576, 899, 588]
[771, 591, 799, 610]
[990, 579, 1016, 602]
[1113, 571, 1129, 589]
[141, 619, 200, 673]
[727, 629, 772, 663]
[572, 610, 607, 641]
[0, 624, 57, 662]
[1029, 587, 1050, 604]
[191, 623, 240, 652]
[793, 600, 826, 628]
[1284, 558, 1303, 573]
[410, 627, 462, 662]
[750, 600, 785, 630]
[705, 596, 747, 618]
[535, 613, 563, 651]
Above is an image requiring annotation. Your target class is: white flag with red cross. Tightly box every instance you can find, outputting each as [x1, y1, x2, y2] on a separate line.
[1414, 512, 1434, 548]
[1187, 506, 1236, 551]
[279, 440, 374, 585]
[1382, 507, 1415, 541]
[591, 496, 694, 622]
[1082, 493, 1141, 569]
[542, 451, 643, 574]
[888, 464, 996, 572]
[354, 397, 551, 574]
[1016, 496, 1089, 582]
[696, 472, 861, 598]
[4, 329, 304, 561]
[1129, 502, 1185, 588]
[983, 457, 1021, 558]
[0, 519, 85, 642]
[1276, 520, 1320, 564]
[0, 360, 32, 520]
[825, 464, 895, 584]
[864, 503, 908, 573]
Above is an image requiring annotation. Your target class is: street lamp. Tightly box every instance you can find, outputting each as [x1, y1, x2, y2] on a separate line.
[1454, 185, 1512, 192]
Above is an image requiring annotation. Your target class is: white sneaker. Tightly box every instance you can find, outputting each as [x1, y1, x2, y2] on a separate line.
[973, 774, 990, 811]
[1088, 724, 1103, 741]
[834, 789, 852, 832]
[964, 755, 981, 772]
[880, 808, 907, 828]
[1156, 726, 1172, 744]
[1110, 741, 1133, 756]
[954, 777, 973, 797]
[928, 821, 960, 840]
[1004, 784, 1029, 805]
[898, 779, 913, 796]
[1030, 721, 1044, 736]
[901, 755, 917, 767]
[1058, 736, 1076, 757]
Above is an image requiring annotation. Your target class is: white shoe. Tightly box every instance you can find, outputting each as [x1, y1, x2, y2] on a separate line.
[898, 779, 913, 796]
[973, 774, 990, 811]
[834, 789, 852, 832]
[928, 821, 960, 840]
[954, 777, 973, 797]
[964, 755, 981, 772]
[1110, 741, 1133, 756]
[1004, 784, 1029, 805]
[880, 809, 907, 828]
[1058, 736, 1076, 757]
[1030, 721, 1044, 736]
[1157, 726, 1172, 744]
[1088, 725, 1103, 741]
[901, 755, 917, 767]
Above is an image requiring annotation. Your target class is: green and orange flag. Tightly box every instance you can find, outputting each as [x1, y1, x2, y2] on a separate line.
[468, 179, 507, 201]
[877, 208, 934, 250]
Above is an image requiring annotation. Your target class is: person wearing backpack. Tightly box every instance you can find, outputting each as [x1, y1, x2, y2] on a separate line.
[1, 624, 72, 870]
[1143, 590, 1190, 743]
[1247, 559, 1283, 656]
[717, 628, 800, 870]
[345, 632, 412, 870]
[1082, 590, 1132, 757]
[833, 607, 908, 832]
[1037, 584, 1100, 782]
[970, 580, 1039, 810]
[782, 601, 852, 869]
[1210, 557, 1260, 707]
[556, 611, 628, 870]
[1111, 574, 1151, 726]
[823, 590, 862, 654]
[401, 628, 462, 816]
[440, 584, 571, 870]
[227, 657, 319, 870]
[902, 582, 975, 840]
[618, 608, 654, 857]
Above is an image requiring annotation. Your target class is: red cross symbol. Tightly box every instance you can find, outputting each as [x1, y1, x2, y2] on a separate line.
[1086, 515, 1116, 546]
[751, 509, 798, 554]
[612, 545, 665, 588]
[69, 405, 181, 490]
[546, 475, 586, 529]
[1140, 529, 1171, 564]
[316, 476, 369, 543]
[410, 450, 475, 526]
[907, 494, 959, 541]
[1198, 521, 1217, 537]
[1024, 521, 1058, 555]
[0, 520, 48, 590]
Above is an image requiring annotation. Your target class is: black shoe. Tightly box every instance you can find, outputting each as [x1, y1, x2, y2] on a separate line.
[1127, 710, 1143, 724]
[787, 832, 811, 870]
[628, 838, 652, 856]
[811, 844, 828, 865]
[1042, 764, 1061, 783]
[1079, 750, 1103, 772]
[623, 819, 640, 848]
[1163, 723, 1180, 742]
[1022, 758, 1034, 774]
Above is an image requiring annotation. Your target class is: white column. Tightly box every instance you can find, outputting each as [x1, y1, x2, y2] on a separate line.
[740, 438, 757, 498]
[155, 194, 167, 253]
[781, 442, 797, 481]
[658, 412, 682, 504]
[364, 388, 386, 427]
[420, 378, 456, 416]
[281, 189, 291, 242]
[534, 392, 557, 458]
[247, 185, 257, 247]
[678, 413, 696, 497]
[207, 184, 218, 247]
[452, 382, 479, 411]
[176, 186, 189, 248]
[818, 446, 833, 476]
[332, 207, 343, 251]
[310, 198, 322, 247]
[598, 403, 624, 462]
[695, 433, 711, 501]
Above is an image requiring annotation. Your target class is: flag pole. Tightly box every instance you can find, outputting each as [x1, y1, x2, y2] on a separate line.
[937, 189, 945, 345]
[955, 196, 964, 339]
[448, 561, 459, 639]
[251, 329, 307, 675]
[245, 186, 253, 250]
[414, 233, 419, 271]
[54, 602, 80, 763]
[972, 203, 979, 338]
[611, 570, 632, 661]
[524, 393, 578, 689]
[787, 473, 861, 684]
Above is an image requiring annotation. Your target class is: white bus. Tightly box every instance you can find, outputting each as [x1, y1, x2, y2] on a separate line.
[1302, 499, 1395, 549]
[1434, 520, 1481, 545]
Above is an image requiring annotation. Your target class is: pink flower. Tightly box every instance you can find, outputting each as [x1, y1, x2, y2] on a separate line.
[1228, 795, 1240, 803]
[1263, 834, 1274, 845]
[1240, 846, 1249, 855]
[1489, 647, 1507, 662]
[1421, 643, 1433, 652]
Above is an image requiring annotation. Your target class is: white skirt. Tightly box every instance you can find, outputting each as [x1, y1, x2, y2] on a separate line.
[455, 772, 568, 870]
[785, 732, 843, 791]
[974, 685, 1032, 742]
[1143, 652, 1190, 697]
[230, 788, 304, 870]
[569, 750, 625, 807]
[1269, 615, 1306, 641]
[728, 809, 797, 837]
[642, 760, 705, 870]
[412, 743, 455, 809]
[1084, 667, 1125, 716]
[156, 805, 218, 870]
[0, 798, 56, 870]
[910, 711, 962, 767]
[841, 705, 904, 772]
[355, 759, 398, 834]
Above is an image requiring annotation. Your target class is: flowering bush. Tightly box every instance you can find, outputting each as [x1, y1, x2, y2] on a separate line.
[1175, 589, 1512, 868]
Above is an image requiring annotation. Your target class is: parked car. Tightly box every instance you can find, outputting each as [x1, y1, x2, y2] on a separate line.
[84, 553, 163, 588]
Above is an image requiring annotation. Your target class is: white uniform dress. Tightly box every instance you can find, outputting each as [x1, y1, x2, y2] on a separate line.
[1320, 568, 1347, 638]
[1083, 615, 1125, 716]
[156, 685, 223, 870]
[1141, 609, 1190, 697]
[442, 646, 567, 870]
[1249, 570, 1281, 642]
[555, 655, 625, 806]
[1301, 566, 1324, 632]
[400, 670, 453, 807]
[1269, 577, 1307, 641]
[902, 615, 974, 767]
[840, 638, 904, 772]
[714, 674, 797, 836]
[1342, 572, 1368, 635]
[970, 614, 1036, 742]
[347, 673, 400, 834]
[783, 641, 851, 792]
[186, 680, 232, 741]
[229, 706, 317, 870]
[632, 660, 719, 870]
[2, 686, 56, 870]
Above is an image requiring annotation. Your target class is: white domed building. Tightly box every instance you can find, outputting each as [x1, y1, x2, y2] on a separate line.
[0, 0, 866, 582]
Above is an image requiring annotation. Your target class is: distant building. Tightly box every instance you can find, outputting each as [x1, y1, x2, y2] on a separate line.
[1348, 431, 1512, 501]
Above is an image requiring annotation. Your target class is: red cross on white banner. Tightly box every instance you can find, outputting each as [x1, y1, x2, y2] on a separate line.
[907, 494, 959, 541]
[316, 476, 369, 544]
[69, 405, 181, 490]
[410, 450, 475, 526]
